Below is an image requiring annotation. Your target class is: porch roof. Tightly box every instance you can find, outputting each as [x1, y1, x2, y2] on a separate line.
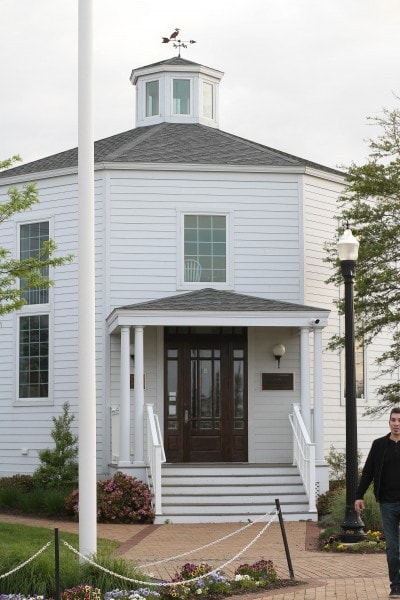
[106, 288, 330, 333]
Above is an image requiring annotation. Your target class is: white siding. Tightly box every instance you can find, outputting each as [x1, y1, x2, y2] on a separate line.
[248, 327, 301, 463]
[107, 171, 303, 306]
[303, 174, 391, 462]
[0, 172, 108, 476]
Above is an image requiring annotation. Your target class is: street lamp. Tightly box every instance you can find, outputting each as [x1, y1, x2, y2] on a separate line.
[337, 225, 366, 542]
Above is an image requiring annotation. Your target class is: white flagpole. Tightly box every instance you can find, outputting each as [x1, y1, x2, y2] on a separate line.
[78, 0, 97, 557]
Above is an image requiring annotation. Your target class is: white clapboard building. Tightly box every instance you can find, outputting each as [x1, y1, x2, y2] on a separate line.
[0, 55, 391, 522]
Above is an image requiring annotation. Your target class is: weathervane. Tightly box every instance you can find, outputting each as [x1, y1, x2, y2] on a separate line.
[162, 28, 196, 57]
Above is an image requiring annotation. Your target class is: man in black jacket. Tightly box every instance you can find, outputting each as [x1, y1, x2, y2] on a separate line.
[355, 407, 400, 598]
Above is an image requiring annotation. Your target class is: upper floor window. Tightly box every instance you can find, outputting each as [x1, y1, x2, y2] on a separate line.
[173, 79, 190, 115]
[146, 80, 159, 117]
[184, 215, 226, 283]
[203, 82, 213, 119]
[19, 314, 49, 399]
[20, 221, 49, 305]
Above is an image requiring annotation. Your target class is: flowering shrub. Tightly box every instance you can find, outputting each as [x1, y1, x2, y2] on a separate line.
[321, 529, 386, 552]
[65, 473, 155, 524]
[61, 585, 101, 600]
[105, 590, 161, 600]
[0, 596, 44, 600]
[234, 559, 277, 583]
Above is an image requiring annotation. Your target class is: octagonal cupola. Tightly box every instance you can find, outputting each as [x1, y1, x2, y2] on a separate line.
[130, 56, 224, 128]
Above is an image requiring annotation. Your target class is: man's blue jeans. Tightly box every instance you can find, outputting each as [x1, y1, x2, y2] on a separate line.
[380, 502, 400, 590]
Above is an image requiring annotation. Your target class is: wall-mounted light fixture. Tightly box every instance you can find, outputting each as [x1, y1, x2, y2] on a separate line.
[272, 344, 286, 369]
[129, 344, 135, 366]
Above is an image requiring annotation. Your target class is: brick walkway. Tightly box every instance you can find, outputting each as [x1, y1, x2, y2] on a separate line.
[0, 513, 390, 599]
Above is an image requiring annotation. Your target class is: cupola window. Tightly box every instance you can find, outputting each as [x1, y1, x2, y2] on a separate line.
[145, 80, 159, 117]
[203, 82, 213, 119]
[173, 79, 190, 114]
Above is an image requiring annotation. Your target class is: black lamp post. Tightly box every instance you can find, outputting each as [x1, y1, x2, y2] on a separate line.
[337, 225, 366, 542]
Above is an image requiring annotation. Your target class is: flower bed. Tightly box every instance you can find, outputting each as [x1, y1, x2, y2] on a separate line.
[320, 529, 386, 553]
[0, 560, 301, 600]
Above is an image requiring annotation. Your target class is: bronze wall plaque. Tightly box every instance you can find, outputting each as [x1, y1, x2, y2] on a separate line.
[262, 373, 294, 391]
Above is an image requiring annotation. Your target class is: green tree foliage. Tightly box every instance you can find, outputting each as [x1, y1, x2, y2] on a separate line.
[0, 156, 72, 316]
[326, 105, 400, 414]
[33, 402, 78, 489]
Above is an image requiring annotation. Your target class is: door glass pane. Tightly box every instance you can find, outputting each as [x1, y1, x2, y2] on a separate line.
[234, 349, 244, 419]
[167, 351, 178, 428]
[191, 348, 221, 428]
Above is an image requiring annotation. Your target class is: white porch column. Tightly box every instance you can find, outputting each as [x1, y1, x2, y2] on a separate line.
[300, 327, 311, 434]
[134, 326, 145, 464]
[119, 326, 131, 466]
[313, 327, 324, 464]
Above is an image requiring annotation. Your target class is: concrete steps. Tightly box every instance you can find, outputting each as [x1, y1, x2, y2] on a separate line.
[153, 463, 317, 524]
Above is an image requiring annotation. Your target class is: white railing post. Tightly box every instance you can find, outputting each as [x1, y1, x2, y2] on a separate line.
[289, 403, 317, 513]
[145, 403, 166, 515]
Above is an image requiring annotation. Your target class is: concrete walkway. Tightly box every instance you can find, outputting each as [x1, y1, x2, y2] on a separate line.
[0, 513, 390, 599]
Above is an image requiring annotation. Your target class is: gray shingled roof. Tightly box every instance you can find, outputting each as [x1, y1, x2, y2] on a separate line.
[0, 122, 344, 179]
[117, 288, 327, 312]
[132, 56, 205, 70]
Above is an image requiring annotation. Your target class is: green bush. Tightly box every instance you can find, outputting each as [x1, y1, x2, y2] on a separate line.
[33, 402, 78, 489]
[0, 474, 35, 492]
[326, 485, 382, 531]
[317, 488, 338, 519]
[0, 483, 73, 516]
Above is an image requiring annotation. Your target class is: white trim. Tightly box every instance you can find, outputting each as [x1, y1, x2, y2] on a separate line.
[107, 308, 330, 334]
[130, 63, 224, 85]
[0, 163, 346, 186]
[298, 174, 305, 304]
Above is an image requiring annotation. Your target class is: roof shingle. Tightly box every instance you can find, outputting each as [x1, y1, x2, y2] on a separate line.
[0, 123, 344, 179]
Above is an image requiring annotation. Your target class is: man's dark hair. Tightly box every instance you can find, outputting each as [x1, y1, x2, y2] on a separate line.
[390, 407, 400, 417]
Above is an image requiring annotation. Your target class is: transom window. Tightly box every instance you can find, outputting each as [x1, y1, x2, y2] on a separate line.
[20, 221, 49, 305]
[145, 80, 159, 117]
[184, 215, 226, 283]
[173, 79, 190, 115]
[203, 82, 213, 119]
[19, 314, 49, 399]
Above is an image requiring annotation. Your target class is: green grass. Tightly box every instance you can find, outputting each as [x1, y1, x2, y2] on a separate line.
[0, 523, 147, 598]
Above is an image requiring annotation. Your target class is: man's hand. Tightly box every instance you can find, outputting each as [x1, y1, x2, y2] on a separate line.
[354, 499, 364, 514]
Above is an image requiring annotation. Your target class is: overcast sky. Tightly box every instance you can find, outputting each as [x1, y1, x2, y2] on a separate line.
[1, 0, 399, 171]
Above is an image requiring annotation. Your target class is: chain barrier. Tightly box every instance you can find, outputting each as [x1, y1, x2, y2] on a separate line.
[140, 510, 274, 568]
[61, 509, 279, 588]
[0, 540, 53, 580]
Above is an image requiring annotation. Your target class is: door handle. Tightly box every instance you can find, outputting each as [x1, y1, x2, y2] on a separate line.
[184, 409, 189, 423]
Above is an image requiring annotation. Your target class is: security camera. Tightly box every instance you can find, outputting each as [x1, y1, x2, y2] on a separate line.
[309, 318, 320, 325]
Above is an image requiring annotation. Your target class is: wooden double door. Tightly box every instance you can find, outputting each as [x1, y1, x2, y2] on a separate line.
[164, 328, 248, 462]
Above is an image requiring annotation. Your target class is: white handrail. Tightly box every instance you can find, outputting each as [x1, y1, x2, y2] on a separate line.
[145, 403, 166, 515]
[288, 403, 317, 512]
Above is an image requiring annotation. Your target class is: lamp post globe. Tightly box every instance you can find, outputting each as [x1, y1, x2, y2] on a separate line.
[337, 225, 366, 542]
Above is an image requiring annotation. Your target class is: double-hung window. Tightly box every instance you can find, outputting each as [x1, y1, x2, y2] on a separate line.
[183, 215, 227, 283]
[18, 221, 50, 401]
